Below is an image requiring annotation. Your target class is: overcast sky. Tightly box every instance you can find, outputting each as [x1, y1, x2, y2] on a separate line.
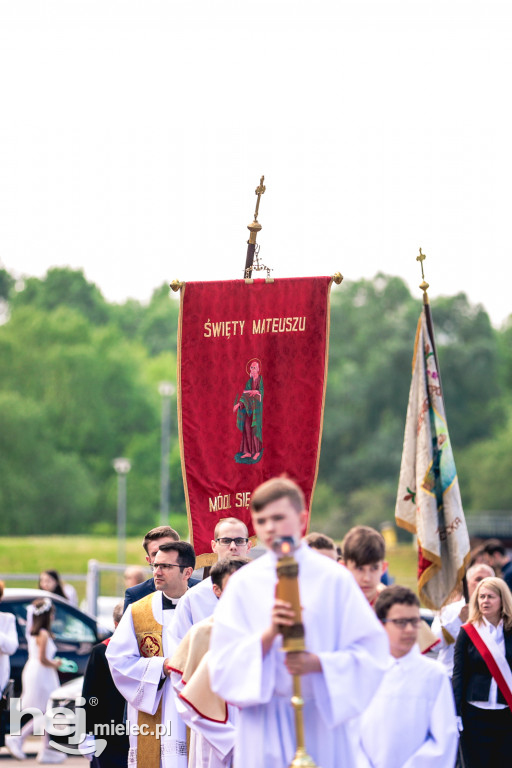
[1, 0, 510, 326]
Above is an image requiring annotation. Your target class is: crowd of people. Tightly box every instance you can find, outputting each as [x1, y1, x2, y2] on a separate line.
[2, 479, 512, 767]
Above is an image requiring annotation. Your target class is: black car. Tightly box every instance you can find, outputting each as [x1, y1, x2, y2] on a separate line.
[0, 588, 112, 698]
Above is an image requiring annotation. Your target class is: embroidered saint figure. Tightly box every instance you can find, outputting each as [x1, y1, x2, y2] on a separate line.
[233, 358, 264, 464]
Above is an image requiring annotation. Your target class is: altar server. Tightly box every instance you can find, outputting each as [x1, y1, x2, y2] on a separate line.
[359, 585, 458, 768]
[169, 557, 249, 768]
[431, 563, 494, 676]
[209, 477, 388, 768]
[107, 541, 195, 768]
[171, 518, 251, 644]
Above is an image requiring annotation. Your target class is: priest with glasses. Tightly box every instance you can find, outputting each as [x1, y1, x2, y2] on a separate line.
[107, 541, 196, 768]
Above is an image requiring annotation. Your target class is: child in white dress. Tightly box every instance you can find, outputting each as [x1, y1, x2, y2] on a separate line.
[5, 597, 65, 764]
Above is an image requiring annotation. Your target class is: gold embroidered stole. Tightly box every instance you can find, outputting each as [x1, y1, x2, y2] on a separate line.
[131, 593, 163, 768]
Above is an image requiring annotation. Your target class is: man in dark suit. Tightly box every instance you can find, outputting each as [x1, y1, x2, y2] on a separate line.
[124, 525, 199, 611]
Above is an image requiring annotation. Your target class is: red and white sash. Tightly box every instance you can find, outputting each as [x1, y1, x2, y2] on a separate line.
[464, 622, 512, 710]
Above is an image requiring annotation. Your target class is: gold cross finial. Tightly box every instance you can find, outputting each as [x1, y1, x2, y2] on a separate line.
[254, 176, 266, 222]
[416, 247, 429, 297]
[416, 247, 426, 278]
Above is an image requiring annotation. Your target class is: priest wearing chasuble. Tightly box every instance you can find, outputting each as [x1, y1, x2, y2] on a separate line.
[208, 478, 389, 768]
[106, 541, 195, 768]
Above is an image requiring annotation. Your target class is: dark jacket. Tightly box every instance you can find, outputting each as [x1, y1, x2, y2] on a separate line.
[501, 560, 512, 593]
[123, 576, 199, 612]
[82, 640, 128, 768]
[452, 623, 512, 714]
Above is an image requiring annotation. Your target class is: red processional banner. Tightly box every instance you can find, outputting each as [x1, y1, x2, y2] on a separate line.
[177, 277, 334, 564]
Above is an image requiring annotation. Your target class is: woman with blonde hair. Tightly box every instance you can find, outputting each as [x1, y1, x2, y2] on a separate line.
[452, 576, 512, 767]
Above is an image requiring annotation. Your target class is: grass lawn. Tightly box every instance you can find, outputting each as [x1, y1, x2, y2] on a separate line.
[385, 542, 418, 592]
[0, 536, 154, 601]
[1, 535, 421, 603]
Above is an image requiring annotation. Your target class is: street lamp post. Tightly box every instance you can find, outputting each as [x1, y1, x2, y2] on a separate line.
[158, 382, 175, 526]
[113, 457, 131, 573]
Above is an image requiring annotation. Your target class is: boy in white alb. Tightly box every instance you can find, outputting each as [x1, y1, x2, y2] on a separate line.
[342, 525, 439, 655]
[359, 585, 458, 768]
[169, 557, 250, 768]
[208, 477, 389, 768]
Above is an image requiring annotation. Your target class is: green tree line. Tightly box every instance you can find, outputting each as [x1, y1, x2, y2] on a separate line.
[0, 266, 510, 537]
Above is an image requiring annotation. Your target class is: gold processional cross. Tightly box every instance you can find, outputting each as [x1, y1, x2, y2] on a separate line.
[416, 247, 429, 295]
[254, 176, 266, 222]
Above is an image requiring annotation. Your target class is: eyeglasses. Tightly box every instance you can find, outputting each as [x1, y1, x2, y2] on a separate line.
[150, 563, 185, 572]
[382, 618, 422, 628]
[215, 537, 249, 546]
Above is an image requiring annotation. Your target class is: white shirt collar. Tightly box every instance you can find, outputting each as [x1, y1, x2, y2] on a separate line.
[482, 616, 504, 640]
[390, 643, 420, 668]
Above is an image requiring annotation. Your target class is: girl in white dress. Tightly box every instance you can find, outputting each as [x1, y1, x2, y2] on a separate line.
[5, 597, 65, 764]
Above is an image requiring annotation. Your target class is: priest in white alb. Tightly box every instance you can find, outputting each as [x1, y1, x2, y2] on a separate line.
[208, 478, 389, 768]
[106, 541, 196, 768]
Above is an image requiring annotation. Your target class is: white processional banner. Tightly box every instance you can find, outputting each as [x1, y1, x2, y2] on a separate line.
[395, 308, 470, 609]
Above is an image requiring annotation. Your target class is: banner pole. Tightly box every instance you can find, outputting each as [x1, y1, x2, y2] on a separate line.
[416, 248, 470, 605]
[417, 248, 445, 398]
[244, 176, 266, 279]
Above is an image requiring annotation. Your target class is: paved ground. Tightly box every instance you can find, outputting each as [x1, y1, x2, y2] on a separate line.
[0, 738, 85, 766]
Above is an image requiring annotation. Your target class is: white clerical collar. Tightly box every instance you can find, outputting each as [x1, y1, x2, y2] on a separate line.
[162, 590, 187, 606]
